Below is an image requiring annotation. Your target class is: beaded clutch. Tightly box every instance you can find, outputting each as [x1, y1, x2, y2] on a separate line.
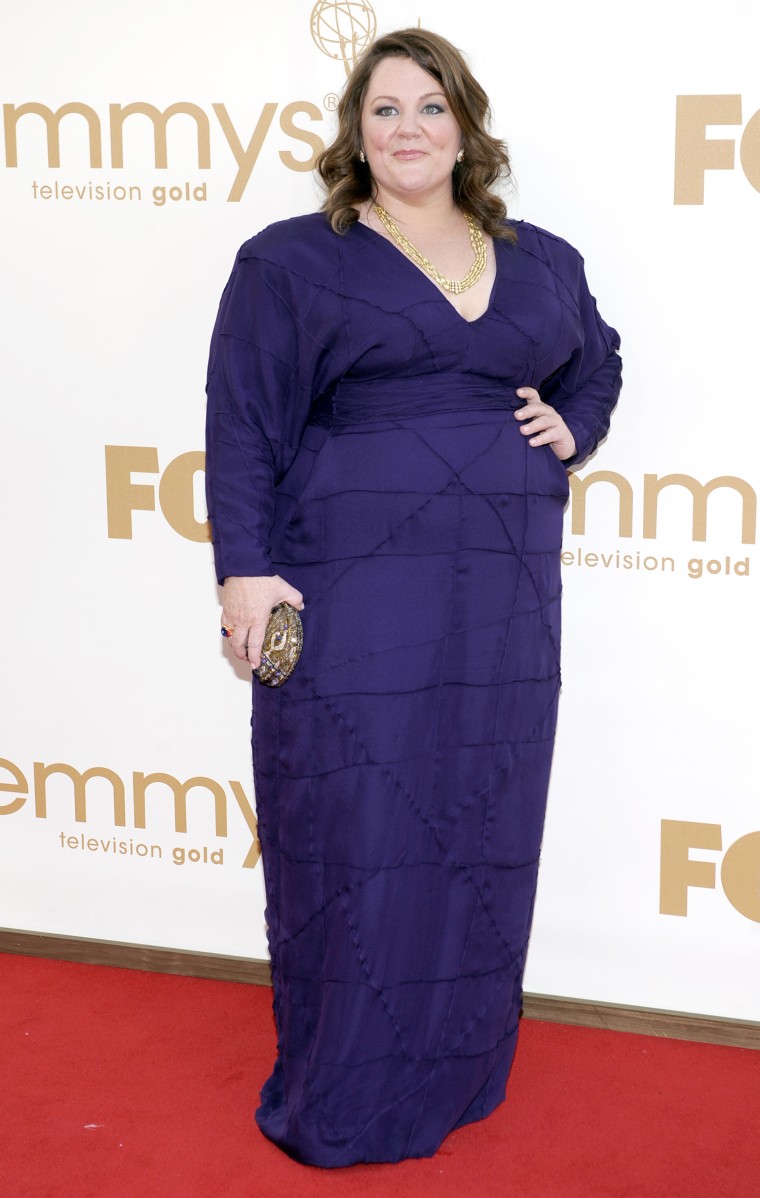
[253, 602, 304, 688]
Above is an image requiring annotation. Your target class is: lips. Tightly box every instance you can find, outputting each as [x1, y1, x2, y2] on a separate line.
[393, 150, 426, 160]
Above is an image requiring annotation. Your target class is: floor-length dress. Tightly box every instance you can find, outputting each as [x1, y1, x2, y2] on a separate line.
[205, 213, 621, 1167]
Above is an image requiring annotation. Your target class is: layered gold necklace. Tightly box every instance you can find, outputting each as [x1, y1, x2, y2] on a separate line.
[373, 203, 487, 295]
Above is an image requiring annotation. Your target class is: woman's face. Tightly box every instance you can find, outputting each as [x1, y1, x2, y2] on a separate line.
[360, 56, 462, 207]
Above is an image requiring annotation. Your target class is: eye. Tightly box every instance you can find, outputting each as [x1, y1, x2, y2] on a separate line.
[422, 103, 445, 115]
[373, 105, 398, 117]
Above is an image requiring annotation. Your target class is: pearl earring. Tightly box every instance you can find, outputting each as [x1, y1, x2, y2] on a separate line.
[359, 150, 366, 163]
[456, 149, 464, 164]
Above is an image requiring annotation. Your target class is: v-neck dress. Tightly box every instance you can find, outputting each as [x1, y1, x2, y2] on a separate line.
[205, 211, 621, 1167]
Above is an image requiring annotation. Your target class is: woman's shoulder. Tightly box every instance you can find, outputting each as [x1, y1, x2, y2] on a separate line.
[506, 218, 586, 278]
[237, 212, 339, 279]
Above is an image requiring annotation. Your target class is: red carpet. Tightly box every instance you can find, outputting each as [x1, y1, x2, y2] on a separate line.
[1, 953, 756, 1197]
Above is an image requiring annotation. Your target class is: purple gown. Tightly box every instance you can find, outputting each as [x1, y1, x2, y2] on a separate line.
[205, 213, 621, 1167]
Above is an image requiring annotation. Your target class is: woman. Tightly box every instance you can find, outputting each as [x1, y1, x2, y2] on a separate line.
[205, 28, 621, 1167]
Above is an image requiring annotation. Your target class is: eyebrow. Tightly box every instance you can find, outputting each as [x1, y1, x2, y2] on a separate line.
[369, 91, 446, 103]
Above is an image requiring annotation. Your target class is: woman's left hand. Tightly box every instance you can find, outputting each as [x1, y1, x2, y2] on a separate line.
[514, 387, 577, 462]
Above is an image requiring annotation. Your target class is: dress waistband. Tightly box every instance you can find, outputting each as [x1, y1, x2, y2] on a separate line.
[311, 374, 525, 426]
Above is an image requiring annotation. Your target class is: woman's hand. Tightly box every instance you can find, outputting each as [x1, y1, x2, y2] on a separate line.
[514, 387, 577, 461]
[221, 575, 305, 668]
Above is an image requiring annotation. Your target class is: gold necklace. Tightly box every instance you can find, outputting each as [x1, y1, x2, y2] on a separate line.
[373, 204, 487, 295]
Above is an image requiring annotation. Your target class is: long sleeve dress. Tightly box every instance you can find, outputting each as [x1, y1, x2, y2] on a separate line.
[205, 211, 621, 1167]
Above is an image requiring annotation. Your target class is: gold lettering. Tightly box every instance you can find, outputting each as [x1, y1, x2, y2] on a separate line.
[279, 101, 325, 172]
[213, 102, 277, 203]
[659, 819, 722, 916]
[674, 95, 742, 205]
[158, 451, 210, 542]
[643, 473, 757, 543]
[105, 445, 159, 538]
[33, 762, 126, 826]
[739, 109, 760, 194]
[228, 780, 261, 869]
[569, 471, 634, 537]
[3, 101, 102, 168]
[132, 772, 228, 836]
[0, 757, 28, 816]
[109, 102, 211, 169]
[720, 832, 760, 923]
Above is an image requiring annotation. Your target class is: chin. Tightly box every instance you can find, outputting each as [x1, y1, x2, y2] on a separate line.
[385, 170, 439, 192]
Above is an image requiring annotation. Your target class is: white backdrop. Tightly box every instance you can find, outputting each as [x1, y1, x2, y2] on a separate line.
[1, 0, 758, 1020]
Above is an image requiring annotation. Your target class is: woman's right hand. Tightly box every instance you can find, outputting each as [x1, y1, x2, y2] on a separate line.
[221, 575, 305, 669]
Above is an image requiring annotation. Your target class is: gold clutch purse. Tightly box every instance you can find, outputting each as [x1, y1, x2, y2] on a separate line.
[253, 602, 304, 687]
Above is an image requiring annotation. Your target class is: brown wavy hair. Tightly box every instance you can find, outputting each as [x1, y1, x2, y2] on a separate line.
[316, 28, 516, 242]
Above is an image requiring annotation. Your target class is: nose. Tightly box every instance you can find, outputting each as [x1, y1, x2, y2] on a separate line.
[396, 110, 422, 139]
